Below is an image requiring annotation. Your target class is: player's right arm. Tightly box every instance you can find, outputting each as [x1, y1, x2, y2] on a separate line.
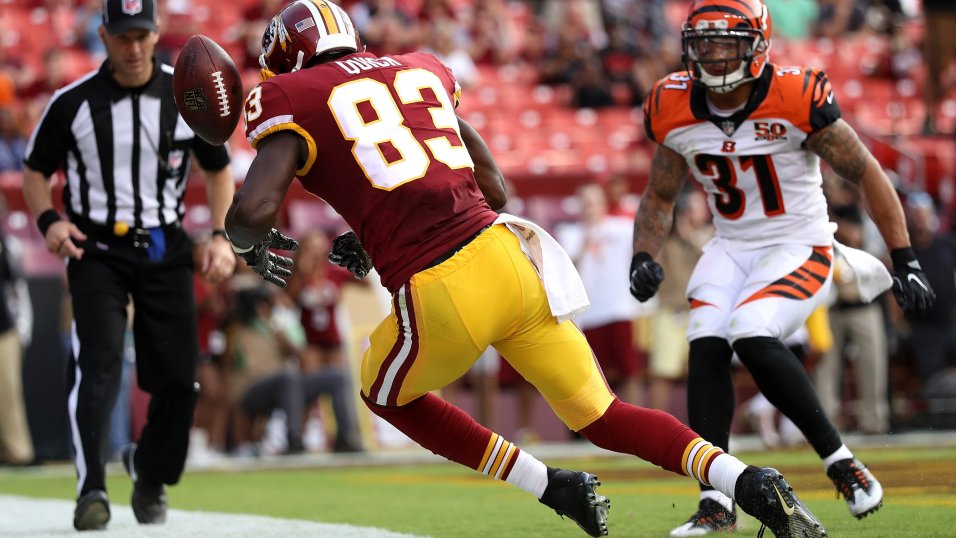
[457, 116, 506, 210]
[632, 144, 689, 256]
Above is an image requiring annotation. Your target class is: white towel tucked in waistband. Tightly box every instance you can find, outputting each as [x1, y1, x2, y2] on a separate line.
[494, 213, 590, 323]
[833, 240, 892, 303]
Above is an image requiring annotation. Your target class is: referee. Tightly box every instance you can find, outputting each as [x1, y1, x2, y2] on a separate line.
[21, 0, 236, 531]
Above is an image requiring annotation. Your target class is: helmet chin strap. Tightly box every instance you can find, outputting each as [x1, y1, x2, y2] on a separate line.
[291, 50, 306, 73]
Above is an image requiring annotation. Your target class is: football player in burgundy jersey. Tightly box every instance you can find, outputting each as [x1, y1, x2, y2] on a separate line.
[631, 0, 935, 535]
[226, 2, 828, 536]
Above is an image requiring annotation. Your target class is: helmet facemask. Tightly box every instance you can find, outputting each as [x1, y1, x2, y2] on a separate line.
[682, 27, 770, 93]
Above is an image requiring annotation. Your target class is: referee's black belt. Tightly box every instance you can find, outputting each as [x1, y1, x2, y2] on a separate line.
[424, 224, 493, 270]
[74, 218, 181, 249]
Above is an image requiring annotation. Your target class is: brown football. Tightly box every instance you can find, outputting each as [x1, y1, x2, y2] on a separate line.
[173, 35, 243, 146]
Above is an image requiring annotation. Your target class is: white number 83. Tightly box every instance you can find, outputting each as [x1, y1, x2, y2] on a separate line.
[328, 68, 474, 190]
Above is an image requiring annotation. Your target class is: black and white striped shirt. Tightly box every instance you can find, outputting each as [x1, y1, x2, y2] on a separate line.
[24, 59, 230, 229]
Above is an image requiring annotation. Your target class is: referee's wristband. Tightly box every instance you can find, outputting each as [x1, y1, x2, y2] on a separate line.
[211, 228, 229, 241]
[36, 209, 63, 236]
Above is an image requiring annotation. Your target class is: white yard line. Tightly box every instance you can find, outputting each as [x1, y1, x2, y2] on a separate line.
[0, 495, 429, 538]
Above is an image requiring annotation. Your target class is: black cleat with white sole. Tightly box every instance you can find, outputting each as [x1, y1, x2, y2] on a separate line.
[735, 466, 827, 538]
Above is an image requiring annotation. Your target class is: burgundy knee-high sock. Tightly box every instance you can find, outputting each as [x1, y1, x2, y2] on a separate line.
[579, 398, 700, 476]
[363, 392, 496, 470]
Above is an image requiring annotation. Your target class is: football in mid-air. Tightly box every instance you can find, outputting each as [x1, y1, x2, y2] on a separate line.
[173, 35, 243, 146]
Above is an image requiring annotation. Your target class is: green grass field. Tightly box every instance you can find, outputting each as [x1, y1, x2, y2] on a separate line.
[2, 445, 955, 537]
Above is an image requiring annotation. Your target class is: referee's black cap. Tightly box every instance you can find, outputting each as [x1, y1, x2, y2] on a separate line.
[102, 0, 157, 35]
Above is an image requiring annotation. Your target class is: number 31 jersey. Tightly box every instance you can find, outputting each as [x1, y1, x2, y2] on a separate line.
[643, 65, 841, 249]
[244, 51, 497, 292]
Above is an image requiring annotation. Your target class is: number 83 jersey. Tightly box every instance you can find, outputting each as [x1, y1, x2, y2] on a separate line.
[643, 64, 840, 249]
[243, 51, 497, 293]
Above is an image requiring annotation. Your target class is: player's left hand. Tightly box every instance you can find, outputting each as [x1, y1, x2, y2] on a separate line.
[329, 231, 372, 279]
[630, 251, 665, 302]
[890, 247, 935, 318]
[236, 228, 299, 288]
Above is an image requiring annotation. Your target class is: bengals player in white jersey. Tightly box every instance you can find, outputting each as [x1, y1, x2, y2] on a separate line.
[630, 0, 935, 535]
[225, 2, 832, 537]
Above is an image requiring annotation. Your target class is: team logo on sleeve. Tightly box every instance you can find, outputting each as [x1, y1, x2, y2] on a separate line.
[182, 88, 208, 111]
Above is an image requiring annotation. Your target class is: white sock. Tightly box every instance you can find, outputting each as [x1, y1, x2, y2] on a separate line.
[822, 444, 854, 470]
[701, 489, 735, 513]
[706, 453, 748, 503]
[506, 449, 549, 497]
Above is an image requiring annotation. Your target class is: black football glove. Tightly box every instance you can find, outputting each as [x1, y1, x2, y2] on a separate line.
[235, 228, 299, 288]
[630, 251, 665, 302]
[890, 247, 935, 318]
[328, 231, 373, 279]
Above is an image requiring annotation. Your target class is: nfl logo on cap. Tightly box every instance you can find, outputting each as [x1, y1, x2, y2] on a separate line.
[122, 0, 142, 15]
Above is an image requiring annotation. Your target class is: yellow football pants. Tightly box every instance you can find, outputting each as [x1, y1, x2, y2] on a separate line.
[361, 224, 615, 431]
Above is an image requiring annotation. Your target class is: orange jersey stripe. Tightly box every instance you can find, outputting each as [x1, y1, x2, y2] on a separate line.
[741, 246, 832, 305]
[689, 298, 716, 310]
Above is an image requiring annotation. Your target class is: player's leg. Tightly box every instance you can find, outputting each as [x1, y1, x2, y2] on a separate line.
[496, 236, 824, 537]
[664, 243, 745, 535]
[730, 244, 882, 519]
[360, 227, 592, 527]
[66, 256, 130, 530]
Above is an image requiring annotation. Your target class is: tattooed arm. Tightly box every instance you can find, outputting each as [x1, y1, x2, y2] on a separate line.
[632, 143, 689, 255]
[806, 118, 910, 250]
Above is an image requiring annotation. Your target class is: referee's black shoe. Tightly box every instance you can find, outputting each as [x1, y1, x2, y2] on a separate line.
[73, 489, 110, 530]
[121, 443, 168, 524]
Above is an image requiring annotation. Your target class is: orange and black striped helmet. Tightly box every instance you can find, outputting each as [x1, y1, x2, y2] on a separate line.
[681, 0, 772, 93]
[259, 0, 360, 77]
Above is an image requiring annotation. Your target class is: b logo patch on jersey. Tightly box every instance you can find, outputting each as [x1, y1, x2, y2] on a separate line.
[721, 140, 736, 153]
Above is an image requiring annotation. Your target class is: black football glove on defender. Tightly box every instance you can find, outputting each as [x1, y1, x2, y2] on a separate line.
[629, 251, 665, 302]
[890, 247, 935, 317]
[234, 228, 299, 288]
[329, 231, 373, 279]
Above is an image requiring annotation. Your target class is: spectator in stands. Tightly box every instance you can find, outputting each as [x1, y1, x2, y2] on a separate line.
[155, 0, 201, 65]
[599, 23, 639, 89]
[224, 286, 307, 455]
[904, 192, 956, 393]
[349, 0, 420, 56]
[602, 174, 638, 218]
[238, 0, 288, 72]
[814, 203, 890, 434]
[921, 0, 956, 135]
[764, 0, 819, 41]
[468, 0, 521, 65]
[558, 183, 645, 404]
[287, 230, 359, 369]
[189, 236, 230, 464]
[0, 197, 34, 466]
[815, 0, 867, 37]
[538, 0, 607, 51]
[18, 48, 70, 127]
[423, 19, 480, 89]
[74, 0, 108, 60]
[569, 56, 615, 109]
[0, 107, 26, 173]
[536, 25, 591, 86]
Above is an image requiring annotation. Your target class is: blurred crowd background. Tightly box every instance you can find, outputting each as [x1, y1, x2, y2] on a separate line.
[0, 0, 954, 465]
